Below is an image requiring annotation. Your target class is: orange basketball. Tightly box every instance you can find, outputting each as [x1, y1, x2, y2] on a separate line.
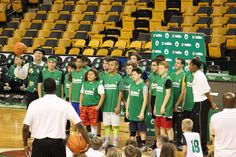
[67, 133, 88, 153]
[13, 42, 27, 56]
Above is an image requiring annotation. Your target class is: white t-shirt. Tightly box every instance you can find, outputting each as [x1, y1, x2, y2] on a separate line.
[211, 109, 236, 157]
[66, 147, 104, 157]
[23, 94, 81, 139]
[192, 70, 210, 102]
[183, 132, 203, 157]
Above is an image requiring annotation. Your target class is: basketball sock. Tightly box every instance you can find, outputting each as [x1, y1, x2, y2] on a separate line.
[105, 126, 111, 137]
[91, 126, 97, 137]
[113, 126, 119, 139]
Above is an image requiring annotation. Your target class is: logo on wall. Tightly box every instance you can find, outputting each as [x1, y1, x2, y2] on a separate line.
[155, 40, 159, 46]
[195, 42, 200, 48]
[175, 41, 179, 47]
[184, 50, 189, 56]
[184, 34, 188, 40]
[164, 49, 169, 55]
[165, 33, 169, 38]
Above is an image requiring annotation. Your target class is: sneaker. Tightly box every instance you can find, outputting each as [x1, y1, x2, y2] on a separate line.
[140, 145, 147, 152]
[4, 86, 11, 91]
[20, 85, 26, 91]
[102, 137, 110, 148]
[177, 145, 183, 151]
[113, 138, 118, 147]
[149, 141, 157, 150]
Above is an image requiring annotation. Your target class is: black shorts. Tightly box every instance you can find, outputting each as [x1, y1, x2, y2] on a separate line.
[97, 108, 103, 122]
[129, 121, 146, 132]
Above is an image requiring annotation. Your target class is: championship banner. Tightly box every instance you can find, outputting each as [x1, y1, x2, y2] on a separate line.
[152, 31, 206, 72]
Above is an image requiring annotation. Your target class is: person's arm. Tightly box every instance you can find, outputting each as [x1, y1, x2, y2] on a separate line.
[79, 84, 84, 106]
[205, 92, 218, 109]
[69, 82, 72, 102]
[76, 122, 91, 152]
[14, 63, 29, 80]
[96, 84, 105, 111]
[148, 88, 152, 113]
[37, 71, 43, 98]
[126, 92, 130, 119]
[160, 79, 172, 115]
[174, 76, 186, 111]
[115, 91, 123, 114]
[22, 124, 31, 157]
[61, 72, 64, 98]
[138, 86, 148, 120]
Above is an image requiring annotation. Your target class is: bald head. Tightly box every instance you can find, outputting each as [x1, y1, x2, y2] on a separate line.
[222, 92, 236, 108]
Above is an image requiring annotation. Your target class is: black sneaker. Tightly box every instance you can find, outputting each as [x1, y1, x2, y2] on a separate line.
[149, 141, 157, 150]
[177, 145, 183, 151]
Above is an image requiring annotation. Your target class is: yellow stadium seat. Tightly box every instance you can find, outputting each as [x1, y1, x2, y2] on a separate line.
[208, 36, 226, 58]
[68, 47, 80, 55]
[54, 47, 66, 55]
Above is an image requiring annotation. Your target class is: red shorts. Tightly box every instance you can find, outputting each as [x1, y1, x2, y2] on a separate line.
[155, 116, 172, 129]
[80, 106, 98, 126]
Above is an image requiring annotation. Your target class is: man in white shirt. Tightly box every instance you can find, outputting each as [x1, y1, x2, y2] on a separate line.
[22, 78, 90, 157]
[210, 92, 236, 157]
[189, 58, 218, 156]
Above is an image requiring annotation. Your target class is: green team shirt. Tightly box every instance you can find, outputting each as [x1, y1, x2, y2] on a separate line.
[155, 75, 174, 117]
[64, 73, 70, 99]
[83, 65, 91, 72]
[148, 72, 160, 96]
[170, 71, 185, 105]
[102, 73, 124, 112]
[81, 81, 102, 106]
[183, 71, 194, 111]
[7, 65, 23, 82]
[99, 71, 108, 82]
[27, 62, 45, 93]
[128, 81, 147, 121]
[71, 69, 86, 102]
[123, 75, 133, 101]
[39, 68, 63, 97]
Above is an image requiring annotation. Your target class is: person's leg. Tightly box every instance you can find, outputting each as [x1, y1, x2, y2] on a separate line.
[112, 112, 120, 147]
[138, 121, 147, 152]
[176, 112, 183, 148]
[200, 100, 211, 155]
[31, 139, 49, 157]
[129, 121, 137, 141]
[183, 110, 192, 119]
[97, 109, 103, 137]
[163, 117, 174, 141]
[49, 139, 66, 157]
[102, 112, 111, 147]
[89, 106, 98, 137]
[80, 106, 89, 128]
[191, 102, 200, 133]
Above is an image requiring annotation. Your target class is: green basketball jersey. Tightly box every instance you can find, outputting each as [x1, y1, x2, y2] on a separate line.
[7, 65, 16, 79]
[123, 75, 133, 101]
[155, 75, 173, 117]
[71, 69, 86, 102]
[82, 81, 101, 106]
[83, 65, 91, 72]
[148, 72, 160, 96]
[99, 71, 108, 82]
[102, 73, 123, 112]
[27, 62, 45, 93]
[64, 73, 70, 99]
[41, 68, 63, 97]
[170, 71, 185, 105]
[183, 71, 194, 111]
[128, 81, 147, 121]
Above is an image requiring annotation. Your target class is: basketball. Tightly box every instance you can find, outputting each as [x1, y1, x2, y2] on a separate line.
[13, 42, 27, 56]
[67, 133, 88, 153]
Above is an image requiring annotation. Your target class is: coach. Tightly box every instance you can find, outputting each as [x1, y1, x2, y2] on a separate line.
[211, 92, 236, 157]
[22, 78, 90, 157]
[189, 58, 218, 156]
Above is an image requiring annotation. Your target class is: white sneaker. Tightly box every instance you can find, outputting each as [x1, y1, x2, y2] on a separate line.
[4, 86, 11, 91]
[113, 138, 118, 147]
[102, 137, 110, 148]
[20, 85, 26, 91]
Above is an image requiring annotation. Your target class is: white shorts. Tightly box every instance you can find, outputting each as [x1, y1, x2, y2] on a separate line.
[103, 112, 120, 126]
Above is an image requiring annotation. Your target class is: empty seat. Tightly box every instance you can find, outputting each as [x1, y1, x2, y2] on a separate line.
[54, 47, 66, 55]
[24, 30, 38, 38]
[182, 26, 198, 33]
[58, 12, 71, 21]
[45, 38, 58, 47]
[195, 16, 212, 28]
[49, 31, 63, 39]
[227, 17, 236, 28]
[135, 19, 149, 29]
[78, 24, 92, 32]
[183, 6, 198, 16]
[19, 21, 31, 29]
[225, 28, 236, 49]
[208, 36, 226, 58]
[21, 37, 33, 47]
[99, 4, 112, 13]
[51, 3, 63, 12]
[110, 5, 123, 13]
[82, 14, 96, 22]
[13, 29, 26, 38]
[210, 17, 228, 28]
[137, 9, 152, 19]
[1, 28, 14, 37]
[54, 23, 67, 31]
[30, 22, 43, 30]
[7, 37, 21, 46]
[212, 27, 227, 36]
[47, 11, 59, 21]
[62, 31, 75, 39]
[168, 27, 182, 31]
[168, 15, 183, 27]
[85, 5, 99, 13]
[23, 12, 36, 21]
[181, 16, 199, 27]
[68, 47, 80, 55]
[33, 38, 46, 47]
[6, 22, 19, 29]
[225, 7, 236, 17]
[74, 31, 88, 40]
[136, 32, 151, 42]
[35, 12, 47, 21]
[39, 4, 51, 11]
[38, 30, 50, 38]
[0, 36, 8, 46]
[195, 6, 212, 16]
[62, 4, 74, 12]
[197, 27, 212, 35]
[58, 39, 71, 48]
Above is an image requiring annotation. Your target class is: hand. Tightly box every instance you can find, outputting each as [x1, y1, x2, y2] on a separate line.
[153, 108, 156, 116]
[114, 106, 120, 115]
[211, 102, 219, 110]
[126, 112, 129, 119]
[95, 106, 100, 111]
[137, 113, 144, 120]
[160, 106, 165, 115]
[79, 143, 91, 153]
[174, 105, 178, 112]
[24, 146, 31, 157]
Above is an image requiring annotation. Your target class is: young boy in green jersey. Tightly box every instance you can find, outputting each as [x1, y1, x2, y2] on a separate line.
[101, 57, 123, 147]
[126, 68, 148, 152]
[170, 58, 186, 150]
[123, 61, 136, 122]
[182, 60, 194, 119]
[64, 62, 76, 101]
[4, 56, 25, 93]
[154, 61, 174, 141]
[148, 58, 161, 150]
[83, 56, 91, 72]
[80, 68, 105, 137]
[69, 55, 86, 116]
[38, 56, 64, 98]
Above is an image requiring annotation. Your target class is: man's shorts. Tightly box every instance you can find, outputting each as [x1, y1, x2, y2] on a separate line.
[71, 102, 80, 116]
[103, 112, 120, 126]
[80, 106, 98, 126]
[155, 116, 172, 129]
[129, 121, 146, 132]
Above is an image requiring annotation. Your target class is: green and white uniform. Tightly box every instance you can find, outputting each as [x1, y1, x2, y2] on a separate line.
[128, 81, 148, 121]
[83, 65, 91, 72]
[81, 81, 104, 106]
[148, 72, 160, 96]
[123, 75, 133, 102]
[102, 73, 123, 112]
[64, 73, 70, 100]
[183, 71, 194, 111]
[71, 69, 86, 102]
[183, 132, 203, 157]
[155, 75, 173, 117]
